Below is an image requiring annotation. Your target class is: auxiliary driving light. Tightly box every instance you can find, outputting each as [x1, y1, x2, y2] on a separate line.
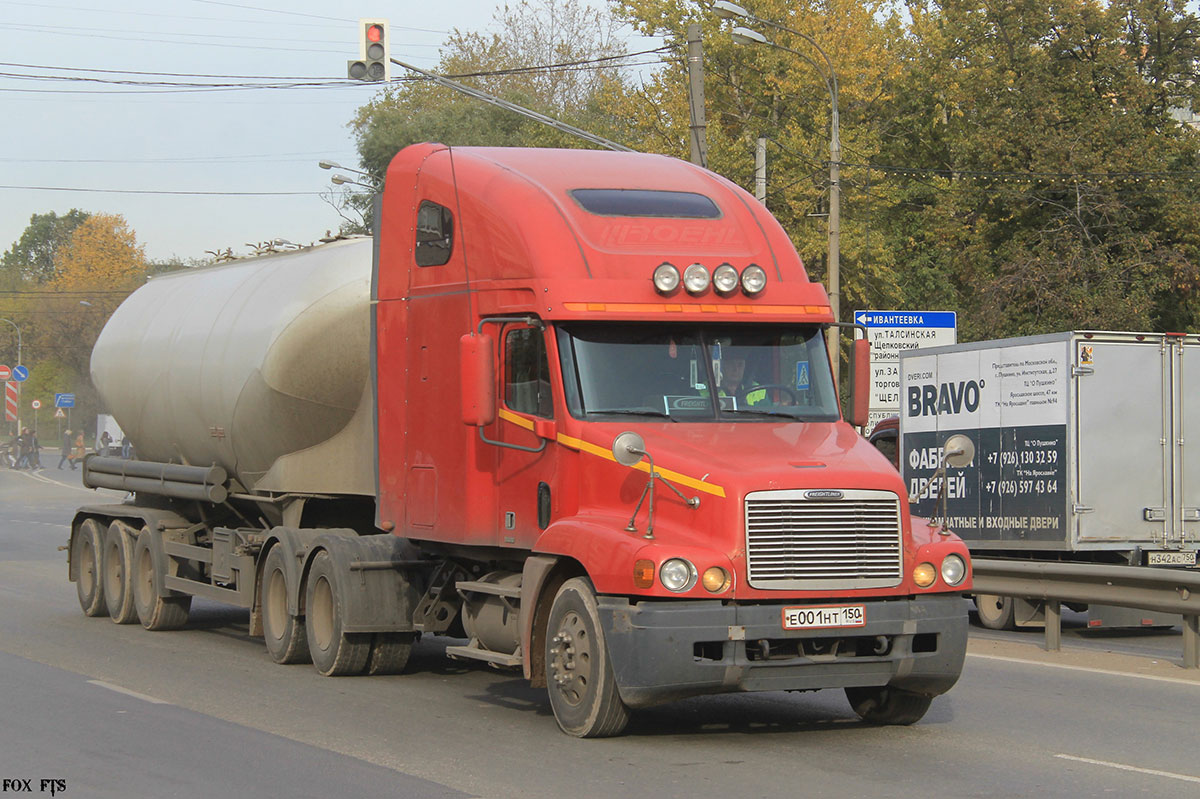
[712, 263, 740, 296]
[683, 263, 711, 295]
[941, 554, 967, 586]
[653, 262, 681, 294]
[913, 562, 937, 588]
[701, 566, 731, 593]
[740, 264, 767, 295]
[660, 558, 698, 592]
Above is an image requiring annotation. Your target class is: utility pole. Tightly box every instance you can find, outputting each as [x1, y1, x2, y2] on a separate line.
[755, 136, 767, 204]
[687, 23, 708, 168]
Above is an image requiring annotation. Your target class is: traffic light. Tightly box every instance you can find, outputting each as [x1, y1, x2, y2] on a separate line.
[348, 19, 389, 82]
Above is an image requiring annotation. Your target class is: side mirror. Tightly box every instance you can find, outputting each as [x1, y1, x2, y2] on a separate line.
[460, 333, 495, 426]
[611, 431, 646, 466]
[943, 434, 975, 468]
[848, 337, 870, 428]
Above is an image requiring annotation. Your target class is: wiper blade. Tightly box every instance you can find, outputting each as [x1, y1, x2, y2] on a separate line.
[721, 408, 799, 419]
[586, 408, 678, 421]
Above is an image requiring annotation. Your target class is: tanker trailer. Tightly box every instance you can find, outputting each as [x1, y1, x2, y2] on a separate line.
[69, 237, 418, 679]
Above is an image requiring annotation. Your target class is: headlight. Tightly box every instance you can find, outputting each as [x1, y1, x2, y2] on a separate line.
[683, 263, 710, 294]
[712, 263, 740, 296]
[941, 554, 967, 586]
[653, 262, 680, 293]
[741, 264, 767, 295]
[913, 562, 937, 588]
[660, 558, 698, 592]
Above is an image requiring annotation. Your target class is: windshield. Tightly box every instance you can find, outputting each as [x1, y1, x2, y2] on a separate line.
[557, 323, 840, 422]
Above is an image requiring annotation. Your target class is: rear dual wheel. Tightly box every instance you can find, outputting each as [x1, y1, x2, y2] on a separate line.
[261, 545, 309, 664]
[305, 551, 370, 676]
[73, 519, 108, 617]
[103, 521, 139, 624]
[132, 528, 190, 631]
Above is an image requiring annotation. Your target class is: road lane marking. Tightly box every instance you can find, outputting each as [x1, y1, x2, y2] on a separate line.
[967, 653, 1200, 687]
[1055, 754, 1200, 784]
[88, 679, 171, 705]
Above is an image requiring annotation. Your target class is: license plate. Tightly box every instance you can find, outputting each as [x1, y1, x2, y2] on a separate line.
[1148, 550, 1197, 566]
[782, 604, 866, 630]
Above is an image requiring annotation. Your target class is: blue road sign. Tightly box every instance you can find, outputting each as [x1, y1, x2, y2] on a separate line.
[54, 393, 75, 408]
[11, 365, 28, 382]
[853, 310, 957, 329]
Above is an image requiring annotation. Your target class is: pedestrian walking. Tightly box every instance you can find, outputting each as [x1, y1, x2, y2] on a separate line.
[58, 429, 74, 469]
[71, 430, 84, 469]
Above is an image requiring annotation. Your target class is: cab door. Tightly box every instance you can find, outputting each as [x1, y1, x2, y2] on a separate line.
[490, 322, 560, 548]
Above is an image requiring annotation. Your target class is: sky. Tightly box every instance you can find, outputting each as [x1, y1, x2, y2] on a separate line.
[0, 0, 658, 263]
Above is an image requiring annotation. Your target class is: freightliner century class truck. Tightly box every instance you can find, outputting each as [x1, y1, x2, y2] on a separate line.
[68, 143, 971, 737]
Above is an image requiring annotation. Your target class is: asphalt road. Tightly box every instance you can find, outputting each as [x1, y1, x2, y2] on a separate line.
[2, 466, 1198, 799]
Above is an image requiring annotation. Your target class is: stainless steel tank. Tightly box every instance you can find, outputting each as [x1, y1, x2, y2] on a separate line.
[91, 237, 375, 495]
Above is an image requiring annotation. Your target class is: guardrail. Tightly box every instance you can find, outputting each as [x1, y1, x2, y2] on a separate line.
[971, 558, 1200, 669]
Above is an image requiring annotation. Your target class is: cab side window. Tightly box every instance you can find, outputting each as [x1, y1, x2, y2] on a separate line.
[415, 201, 453, 266]
[505, 328, 553, 417]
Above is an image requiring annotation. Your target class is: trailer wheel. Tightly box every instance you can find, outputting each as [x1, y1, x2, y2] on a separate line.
[363, 632, 416, 675]
[845, 686, 933, 725]
[261, 545, 309, 664]
[305, 550, 370, 676]
[132, 528, 191, 631]
[103, 521, 139, 624]
[73, 519, 108, 617]
[545, 577, 630, 738]
[974, 594, 1016, 630]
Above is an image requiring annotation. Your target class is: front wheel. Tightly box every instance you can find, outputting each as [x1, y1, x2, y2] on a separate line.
[545, 577, 629, 738]
[845, 686, 933, 725]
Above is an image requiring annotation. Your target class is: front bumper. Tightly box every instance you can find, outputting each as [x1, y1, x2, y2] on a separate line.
[598, 594, 968, 709]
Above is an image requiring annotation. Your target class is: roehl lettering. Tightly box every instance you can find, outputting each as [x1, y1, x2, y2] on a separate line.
[907, 380, 983, 417]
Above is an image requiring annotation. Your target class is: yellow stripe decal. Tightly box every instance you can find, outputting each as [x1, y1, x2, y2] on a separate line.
[555, 433, 726, 498]
[498, 408, 535, 431]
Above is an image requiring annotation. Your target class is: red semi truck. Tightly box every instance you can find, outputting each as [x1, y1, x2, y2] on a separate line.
[68, 143, 971, 737]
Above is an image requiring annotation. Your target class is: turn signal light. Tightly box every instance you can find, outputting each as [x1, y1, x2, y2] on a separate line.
[701, 566, 730, 593]
[913, 562, 937, 588]
[633, 559, 655, 588]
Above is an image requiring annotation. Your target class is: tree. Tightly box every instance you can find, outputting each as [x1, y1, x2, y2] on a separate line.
[1, 209, 91, 284]
[50, 213, 149, 293]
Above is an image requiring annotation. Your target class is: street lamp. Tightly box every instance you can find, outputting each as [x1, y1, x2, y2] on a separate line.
[715, 1, 843, 383]
[1, 316, 22, 431]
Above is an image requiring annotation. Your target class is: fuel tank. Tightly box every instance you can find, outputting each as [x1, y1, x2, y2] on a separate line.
[90, 237, 375, 495]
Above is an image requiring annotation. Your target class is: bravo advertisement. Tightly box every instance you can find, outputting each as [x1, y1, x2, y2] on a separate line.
[901, 341, 1069, 543]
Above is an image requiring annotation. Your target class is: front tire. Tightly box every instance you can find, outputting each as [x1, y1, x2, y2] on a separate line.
[73, 519, 108, 617]
[305, 550, 370, 676]
[845, 686, 933, 725]
[545, 577, 629, 738]
[132, 528, 191, 631]
[103, 521, 139, 624]
[261, 545, 309, 664]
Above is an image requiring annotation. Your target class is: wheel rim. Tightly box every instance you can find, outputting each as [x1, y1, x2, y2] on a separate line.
[549, 610, 591, 707]
[79, 537, 96, 597]
[265, 567, 287, 642]
[311, 575, 334, 651]
[135, 546, 154, 608]
[977, 594, 1010, 625]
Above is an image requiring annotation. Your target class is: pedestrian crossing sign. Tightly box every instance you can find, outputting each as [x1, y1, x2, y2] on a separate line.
[795, 360, 810, 390]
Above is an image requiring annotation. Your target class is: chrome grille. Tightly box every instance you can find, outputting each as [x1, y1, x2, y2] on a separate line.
[745, 489, 903, 590]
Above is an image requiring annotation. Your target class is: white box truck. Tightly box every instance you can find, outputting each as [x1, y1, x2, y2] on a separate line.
[898, 331, 1199, 628]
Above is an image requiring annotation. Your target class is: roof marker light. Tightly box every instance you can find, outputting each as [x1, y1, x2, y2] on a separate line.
[741, 264, 767, 295]
[683, 263, 711, 295]
[653, 262, 680, 294]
